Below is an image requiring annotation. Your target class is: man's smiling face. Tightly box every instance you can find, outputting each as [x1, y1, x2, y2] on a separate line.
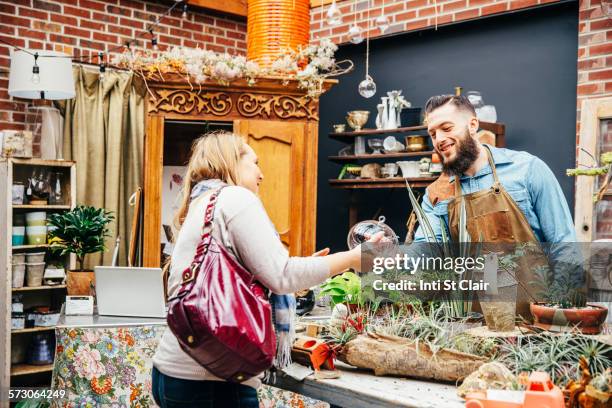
[426, 102, 473, 165]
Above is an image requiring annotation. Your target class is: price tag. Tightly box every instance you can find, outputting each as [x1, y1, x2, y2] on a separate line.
[65, 296, 94, 315]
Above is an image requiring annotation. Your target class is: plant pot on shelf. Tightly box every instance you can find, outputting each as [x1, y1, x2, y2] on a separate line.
[530, 302, 608, 335]
[66, 270, 95, 296]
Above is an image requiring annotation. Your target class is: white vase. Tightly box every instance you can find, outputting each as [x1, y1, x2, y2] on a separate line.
[386, 101, 397, 130]
[380, 97, 389, 130]
[375, 104, 385, 130]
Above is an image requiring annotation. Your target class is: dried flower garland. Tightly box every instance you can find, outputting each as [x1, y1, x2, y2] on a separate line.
[112, 39, 353, 98]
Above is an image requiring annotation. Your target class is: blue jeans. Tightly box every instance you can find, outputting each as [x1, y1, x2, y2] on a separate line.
[152, 366, 259, 408]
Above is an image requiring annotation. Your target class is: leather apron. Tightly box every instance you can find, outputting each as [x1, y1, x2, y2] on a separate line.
[447, 145, 541, 320]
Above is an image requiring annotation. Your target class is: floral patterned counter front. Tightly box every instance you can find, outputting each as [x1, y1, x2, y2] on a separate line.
[51, 314, 328, 408]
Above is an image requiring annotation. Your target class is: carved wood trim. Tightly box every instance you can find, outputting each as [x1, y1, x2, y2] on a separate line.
[148, 89, 232, 116]
[148, 89, 320, 121]
[237, 93, 319, 121]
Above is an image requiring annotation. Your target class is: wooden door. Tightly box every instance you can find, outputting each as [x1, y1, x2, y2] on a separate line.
[234, 120, 308, 256]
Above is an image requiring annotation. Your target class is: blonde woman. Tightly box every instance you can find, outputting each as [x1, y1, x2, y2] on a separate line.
[152, 131, 382, 407]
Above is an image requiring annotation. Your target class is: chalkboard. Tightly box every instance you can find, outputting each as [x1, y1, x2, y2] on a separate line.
[316, 1, 579, 251]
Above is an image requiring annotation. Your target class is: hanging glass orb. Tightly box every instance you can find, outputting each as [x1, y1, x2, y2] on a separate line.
[358, 75, 376, 98]
[347, 216, 398, 249]
[375, 15, 390, 34]
[348, 25, 364, 44]
[326, 1, 342, 26]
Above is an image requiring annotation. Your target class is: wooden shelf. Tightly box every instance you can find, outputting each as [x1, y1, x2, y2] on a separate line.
[12, 327, 56, 334]
[13, 204, 71, 210]
[13, 284, 66, 292]
[329, 177, 438, 189]
[7, 158, 75, 167]
[329, 151, 435, 162]
[329, 121, 504, 141]
[329, 124, 428, 138]
[13, 244, 49, 251]
[11, 364, 54, 377]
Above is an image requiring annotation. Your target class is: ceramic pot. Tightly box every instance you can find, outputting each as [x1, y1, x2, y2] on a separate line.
[26, 263, 45, 287]
[25, 226, 47, 245]
[26, 252, 45, 263]
[12, 226, 25, 246]
[530, 302, 608, 334]
[25, 211, 47, 227]
[66, 270, 95, 296]
[404, 136, 427, 152]
[12, 263, 26, 288]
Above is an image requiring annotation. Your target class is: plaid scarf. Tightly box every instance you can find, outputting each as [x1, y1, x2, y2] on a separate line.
[191, 179, 296, 370]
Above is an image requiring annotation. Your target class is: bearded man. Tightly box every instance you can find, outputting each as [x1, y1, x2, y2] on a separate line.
[413, 94, 576, 244]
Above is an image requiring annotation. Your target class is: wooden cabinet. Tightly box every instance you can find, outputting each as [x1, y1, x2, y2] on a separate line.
[143, 77, 334, 266]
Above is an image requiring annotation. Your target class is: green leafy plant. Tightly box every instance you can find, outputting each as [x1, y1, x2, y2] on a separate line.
[319, 271, 363, 307]
[47, 205, 114, 271]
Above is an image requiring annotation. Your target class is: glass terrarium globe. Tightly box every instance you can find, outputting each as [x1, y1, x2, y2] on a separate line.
[375, 15, 390, 34]
[326, 1, 342, 26]
[348, 25, 364, 44]
[347, 216, 399, 249]
[358, 75, 377, 98]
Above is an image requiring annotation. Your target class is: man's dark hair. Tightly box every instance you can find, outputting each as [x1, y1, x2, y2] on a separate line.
[424, 94, 476, 117]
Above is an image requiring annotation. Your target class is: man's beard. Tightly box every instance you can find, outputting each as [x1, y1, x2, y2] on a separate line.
[441, 130, 479, 177]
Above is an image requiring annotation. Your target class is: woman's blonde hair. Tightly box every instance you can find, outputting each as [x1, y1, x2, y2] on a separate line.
[174, 131, 247, 230]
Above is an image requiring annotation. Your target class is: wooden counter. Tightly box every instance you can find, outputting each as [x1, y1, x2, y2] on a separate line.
[267, 361, 464, 408]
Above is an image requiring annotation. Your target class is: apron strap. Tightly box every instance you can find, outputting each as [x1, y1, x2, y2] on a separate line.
[453, 144, 500, 197]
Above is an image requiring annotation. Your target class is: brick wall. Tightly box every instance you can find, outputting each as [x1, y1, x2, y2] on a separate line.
[577, 0, 612, 132]
[310, 0, 562, 44]
[0, 0, 246, 131]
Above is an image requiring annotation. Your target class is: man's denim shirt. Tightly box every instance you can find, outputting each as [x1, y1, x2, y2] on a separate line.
[413, 145, 577, 244]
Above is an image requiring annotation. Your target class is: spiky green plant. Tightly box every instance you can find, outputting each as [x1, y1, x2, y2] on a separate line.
[498, 333, 612, 386]
[404, 180, 476, 317]
[47, 205, 114, 270]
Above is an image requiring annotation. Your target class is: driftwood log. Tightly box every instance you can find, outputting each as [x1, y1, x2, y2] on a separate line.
[338, 333, 487, 383]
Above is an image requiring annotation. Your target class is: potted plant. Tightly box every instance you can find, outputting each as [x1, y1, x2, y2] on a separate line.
[47, 205, 114, 296]
[530, 264, 608, 334]
[318, 271, 364, 313]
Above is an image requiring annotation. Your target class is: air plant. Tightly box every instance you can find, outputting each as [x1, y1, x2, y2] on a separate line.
[567, 151, 612, 203]
[498, 333, 612, 386]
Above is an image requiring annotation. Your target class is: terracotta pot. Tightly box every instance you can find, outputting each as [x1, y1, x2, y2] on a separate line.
[66, 270, 95, 296]
[530, 302, 608, 335]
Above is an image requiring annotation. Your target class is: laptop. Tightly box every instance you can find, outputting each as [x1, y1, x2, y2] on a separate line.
[94, 266, 166, 318]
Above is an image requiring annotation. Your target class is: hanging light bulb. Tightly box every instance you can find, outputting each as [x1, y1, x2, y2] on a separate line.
[348, 24, 363, 44]
[182, 3, 188, 18]
[602, 0, 612, 17]
[149, 29, 159, 50]
[98, 52, 106, 82]
[326, 0, 342, 26]
[30, 52, 40, 84]
[375, 14, 390, 34]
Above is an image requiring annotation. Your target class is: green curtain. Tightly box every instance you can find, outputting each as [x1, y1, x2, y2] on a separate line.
[56, 65, 145, 267]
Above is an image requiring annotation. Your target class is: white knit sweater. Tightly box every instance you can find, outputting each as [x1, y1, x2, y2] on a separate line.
[152, 186, 329, 388]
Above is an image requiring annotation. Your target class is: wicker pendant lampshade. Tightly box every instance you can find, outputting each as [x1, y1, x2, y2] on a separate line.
[247, 0, 311, 69]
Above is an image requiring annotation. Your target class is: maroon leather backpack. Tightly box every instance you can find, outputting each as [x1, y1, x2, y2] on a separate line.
[167, 187, 276, 383]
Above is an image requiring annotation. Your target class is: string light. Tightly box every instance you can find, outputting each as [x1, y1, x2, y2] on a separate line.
[31, 52, 40, 84]
[0, 0, 183, 64]
[149, 29, 159, 50]
[98, 52, 106, 81]
[182, 3, 188, 19]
